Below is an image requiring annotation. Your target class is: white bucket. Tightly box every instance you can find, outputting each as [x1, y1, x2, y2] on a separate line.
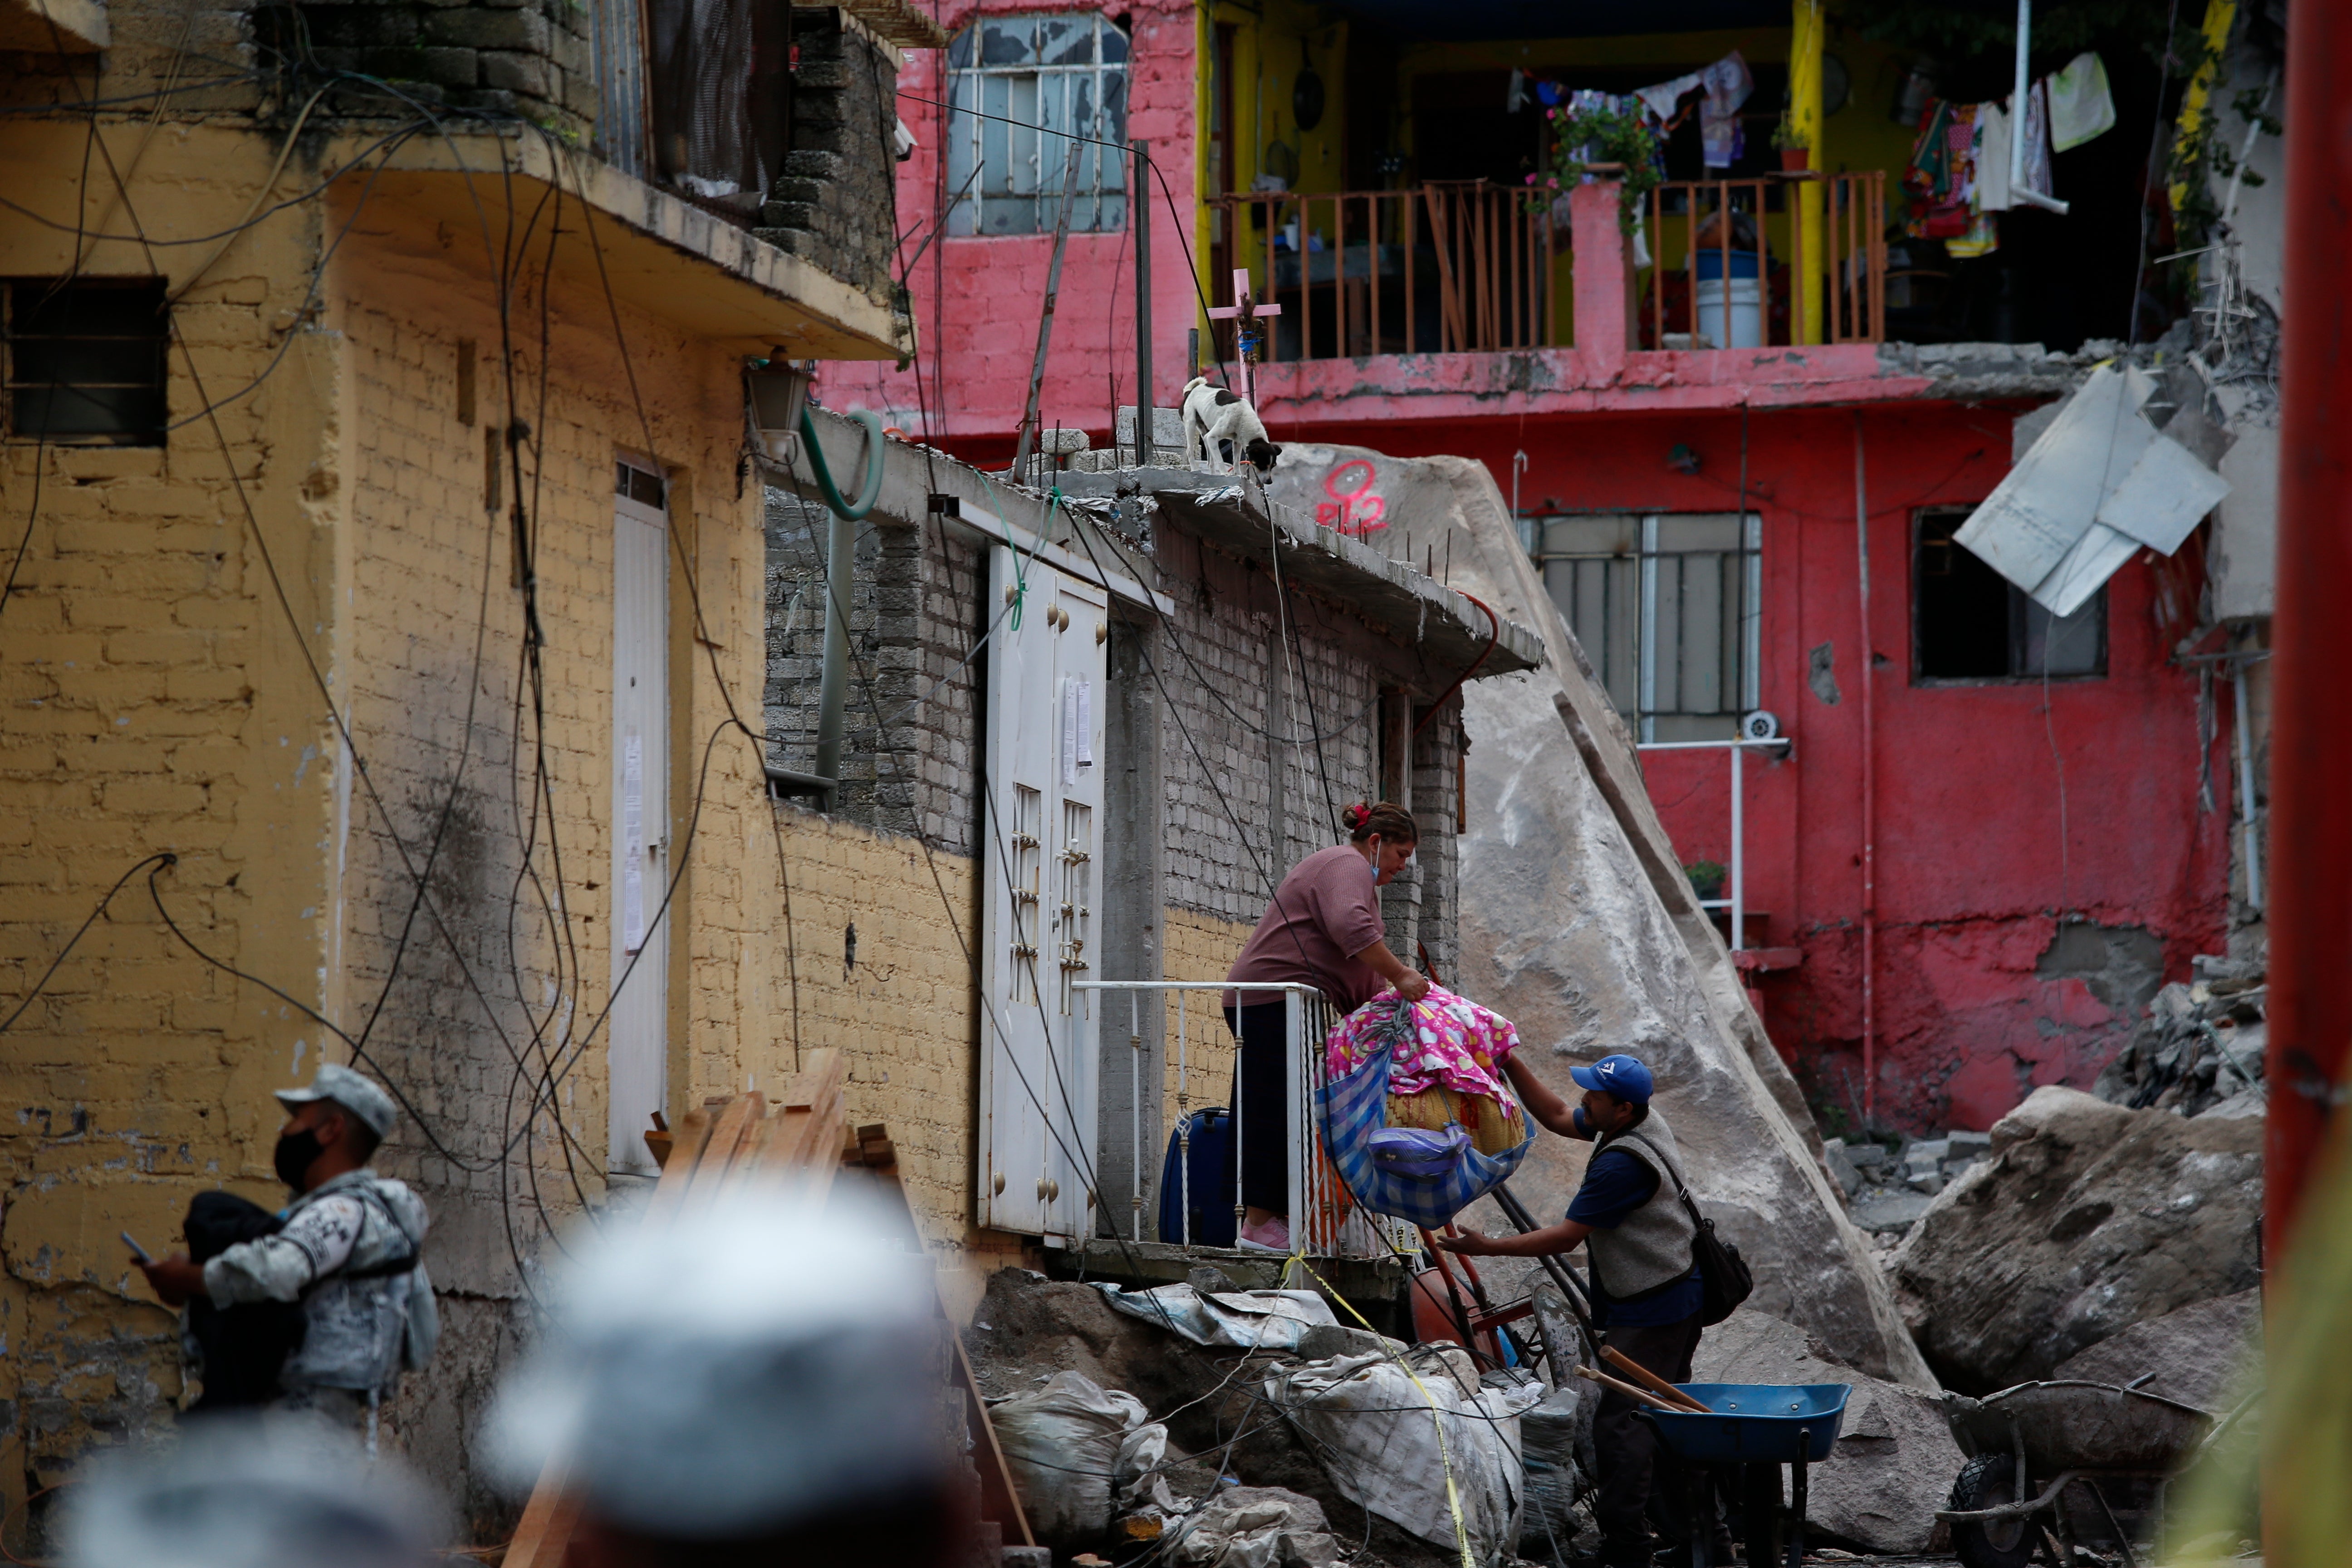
[1694, 277, 1764, 349]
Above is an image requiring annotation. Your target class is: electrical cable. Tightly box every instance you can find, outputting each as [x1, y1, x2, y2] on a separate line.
[0, 852, 174, 1036]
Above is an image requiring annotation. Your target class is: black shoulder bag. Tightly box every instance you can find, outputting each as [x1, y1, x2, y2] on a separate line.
[1621, 1134, 1754, 1328]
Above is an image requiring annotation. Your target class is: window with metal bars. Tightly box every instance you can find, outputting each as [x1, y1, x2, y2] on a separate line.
[5, 279, 168, 446]
[944, 12, 1128, 236]
[1531, 512, 1762, 742]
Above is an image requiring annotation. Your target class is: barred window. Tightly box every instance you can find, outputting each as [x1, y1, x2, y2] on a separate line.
[945, 12, 1128, 236]
[5, 279, 168, 446]
[1533, 513, 1762, 742]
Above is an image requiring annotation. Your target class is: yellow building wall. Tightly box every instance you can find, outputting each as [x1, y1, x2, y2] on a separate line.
[0, 109, 959, 1528]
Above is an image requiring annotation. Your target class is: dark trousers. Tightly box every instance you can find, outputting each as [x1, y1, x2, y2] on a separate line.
[1225, 1001, 1289, 1214]
[1593, 1311, 1706, 1561]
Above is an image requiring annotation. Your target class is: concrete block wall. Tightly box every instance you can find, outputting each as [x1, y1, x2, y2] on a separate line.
[254, 0, 598, 133]
[764, 493, 985, 852]
[755, 8, 904, 313]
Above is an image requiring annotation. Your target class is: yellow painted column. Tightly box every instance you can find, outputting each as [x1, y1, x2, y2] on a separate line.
[2168, 0, 2239, 216]
[1791, 0, 1825, 344]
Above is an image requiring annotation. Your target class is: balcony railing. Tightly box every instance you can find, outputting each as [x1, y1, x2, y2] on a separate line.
[1077, 980, 1415, 1259]
[1202, 172, 1887, 362]
[1641, 172, 1887, 349]
[1205, 183, 1557, 360]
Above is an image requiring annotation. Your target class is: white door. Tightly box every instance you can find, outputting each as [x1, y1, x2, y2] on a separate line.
[978, 547, 1108, 1241]
[609, 456, 671, 1176]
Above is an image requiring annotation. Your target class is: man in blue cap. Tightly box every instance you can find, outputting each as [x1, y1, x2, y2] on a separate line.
[1438, 1051, 1708, 1568]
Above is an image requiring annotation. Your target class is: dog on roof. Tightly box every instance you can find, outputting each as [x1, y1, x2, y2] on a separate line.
[1181, 377, 1282, 474]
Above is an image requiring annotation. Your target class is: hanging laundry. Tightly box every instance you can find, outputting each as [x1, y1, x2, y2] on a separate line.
[1700, 50, 1754, 169]
[2019, 79, 2056, 200]
[1946, 207, 1999, 259]
[1975, 100, 2013, 211]
[2047, 52, 2116, 151]
[1905, 99, 1979, 240]
[1634, 68, 1705, 123]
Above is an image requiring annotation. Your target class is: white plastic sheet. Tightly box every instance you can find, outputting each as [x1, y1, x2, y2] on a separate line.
[1094, 1284, 1337, 1351]
[1261, 1351, 1546, 1566]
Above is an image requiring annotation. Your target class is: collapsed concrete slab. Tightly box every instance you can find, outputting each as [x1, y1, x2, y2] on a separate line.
[1266, 446, 1933, 1390]
[1890, 1086, 2262, 1392]
[1691, 1310, 1966, 1553]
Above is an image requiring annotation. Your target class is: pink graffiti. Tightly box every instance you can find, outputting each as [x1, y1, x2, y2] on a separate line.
[1315, 460, 1388, 537]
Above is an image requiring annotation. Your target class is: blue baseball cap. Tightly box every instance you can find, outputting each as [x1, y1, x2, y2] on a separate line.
[1569, 1054, 1655, 1104]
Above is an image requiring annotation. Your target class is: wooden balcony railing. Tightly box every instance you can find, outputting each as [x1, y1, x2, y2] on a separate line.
[1203, 182, 1557, 362]
[1641, 172, 1886, 350]
[1202, 172, 1887, 363]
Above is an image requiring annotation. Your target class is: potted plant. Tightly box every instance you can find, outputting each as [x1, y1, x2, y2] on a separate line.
[1685, 860, 1728, 901]
[1536, 98, 1663, 233]
[1772, 115, 1809, 173]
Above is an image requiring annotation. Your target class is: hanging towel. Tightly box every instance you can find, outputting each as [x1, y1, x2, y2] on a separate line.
[1699, 50, 1754, 169]
[1635, 68, 1704, 123]
[2047, 52, 2116, 152]
[2019, 79, 2056, 200]
[1975, 101, 2013, 212]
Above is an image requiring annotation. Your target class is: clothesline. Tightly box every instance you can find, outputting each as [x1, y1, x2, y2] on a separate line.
[1904, 51, 2116, 259]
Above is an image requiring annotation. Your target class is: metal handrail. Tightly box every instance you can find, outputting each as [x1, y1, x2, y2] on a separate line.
[1072, 980, 1396, 1258]
[1644, 171, 1886, 349]
[1202, 182, 1558, 361]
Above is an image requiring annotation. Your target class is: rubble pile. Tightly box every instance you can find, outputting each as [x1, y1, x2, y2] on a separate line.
[1823, 1130, 1993, 1240]
[1890, 1085, 2263, 1392]
[2093, 953, 2268, 1119]
[962, 1270, 1475, 1568]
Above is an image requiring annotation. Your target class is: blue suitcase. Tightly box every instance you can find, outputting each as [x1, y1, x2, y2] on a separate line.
[1157, 1107, 1238, 1248]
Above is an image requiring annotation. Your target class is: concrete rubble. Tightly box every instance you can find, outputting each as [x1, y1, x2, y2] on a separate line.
[1265, 443, 1935, 1391]
[1890, 1085, 2263, 1392]
[2094, 952, 2269, 1119]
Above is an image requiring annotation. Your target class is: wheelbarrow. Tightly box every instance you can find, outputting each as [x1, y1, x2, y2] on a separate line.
[1635, 1382, 1852, 1568]
[1938, 1380, 2215, 1568]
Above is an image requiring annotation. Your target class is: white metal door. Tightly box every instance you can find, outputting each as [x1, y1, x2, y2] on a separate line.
[978, 547, 1108, 1240]
[608, 457, 670, 1176]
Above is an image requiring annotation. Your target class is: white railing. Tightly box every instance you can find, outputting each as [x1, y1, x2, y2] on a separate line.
[1074, 980, 1412, 1261]
[1634, 733, 1793, 950]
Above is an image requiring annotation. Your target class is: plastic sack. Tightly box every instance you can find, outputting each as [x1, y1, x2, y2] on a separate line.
[1095, 1284, 1336, 1351]
[990, 1370, 1169, 1546]
[1262, 1349, 1545, 1566]
[1165, 1487, 1341, 1568]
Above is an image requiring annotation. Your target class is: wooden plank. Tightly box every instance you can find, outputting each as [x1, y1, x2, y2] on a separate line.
[764, 1049, 846, 1173]
[860, 1147, 1037, 1550]
[503, 1462, 586, 1568]
[681, 1093, 764, 1211]
[644, 1105, 715, 1217]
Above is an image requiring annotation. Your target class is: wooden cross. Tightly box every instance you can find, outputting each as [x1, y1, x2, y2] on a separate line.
[1205, 266, 1281, 406]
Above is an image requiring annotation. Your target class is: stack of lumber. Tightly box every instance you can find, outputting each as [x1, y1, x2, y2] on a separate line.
[503, 1049, 1033, 1564]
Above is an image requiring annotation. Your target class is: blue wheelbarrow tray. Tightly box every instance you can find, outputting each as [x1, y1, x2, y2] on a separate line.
[1644, 1383, 1852, 1465]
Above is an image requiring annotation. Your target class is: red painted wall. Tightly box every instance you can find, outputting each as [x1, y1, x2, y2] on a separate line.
[1286, 403, 2231, 1135]
[821, 0, 1201, 459]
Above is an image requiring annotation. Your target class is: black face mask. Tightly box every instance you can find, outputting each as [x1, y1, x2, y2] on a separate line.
[274, 1127, 325, 1190]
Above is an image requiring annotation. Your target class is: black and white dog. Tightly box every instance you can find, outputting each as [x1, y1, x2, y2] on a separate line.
[1180, 377, 1282, 474]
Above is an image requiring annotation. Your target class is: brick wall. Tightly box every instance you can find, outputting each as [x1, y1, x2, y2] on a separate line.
[255, 0, 597, 133]
[765, 492, 985, 851]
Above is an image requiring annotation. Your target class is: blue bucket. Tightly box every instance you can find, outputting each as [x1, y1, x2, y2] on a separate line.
[1694, 250, 1763, 282]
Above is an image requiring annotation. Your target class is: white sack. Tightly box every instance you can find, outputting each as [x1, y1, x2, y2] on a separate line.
[1262, 1351, 1545, 1566]
[1096, 1284, 1337, 1350]
[990, 1369, 1169, 1545]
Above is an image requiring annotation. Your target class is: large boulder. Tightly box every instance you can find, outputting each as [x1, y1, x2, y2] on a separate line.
[1691, 1311, 1966, 1553]
[1268, 446, 1934, 1390]
[1890, 1086, 2263, 1392]
[2050, 1287, 2262, 1411]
